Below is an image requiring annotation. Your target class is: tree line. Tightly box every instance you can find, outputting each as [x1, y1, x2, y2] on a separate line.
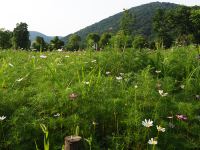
[0, 5, 199, 51]
[153, 6, 200, 48]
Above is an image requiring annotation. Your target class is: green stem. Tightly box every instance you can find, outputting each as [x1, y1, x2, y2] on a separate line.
[152, 144, 156, 150]
[1, 122, 5, 144]
[157, 131, 159, 138]
[134, 89, 137, 125]
[143, 128, 149, 145]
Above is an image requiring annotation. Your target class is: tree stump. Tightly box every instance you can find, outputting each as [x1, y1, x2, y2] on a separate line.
[64, 135, 82, 150]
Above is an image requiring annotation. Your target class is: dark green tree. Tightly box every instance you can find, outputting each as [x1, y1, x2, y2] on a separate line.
[0, 29, 12, 49]
[153, 9, 169, 37]
[99, 33, 112, 49]
[32, 36, 46, 52]
[49, 36, 64, 50]
[190, 9, 200, 44]
[66, 34, 81, 51]
[132, 35, 147, 49]
[153, 9, 173, 48]
[168, 6, 193, 45]
[86, 33, 100, 50]
[170, 6, 192, 36]
[12, 22, 30, 49]
[120, 9, 135, 35]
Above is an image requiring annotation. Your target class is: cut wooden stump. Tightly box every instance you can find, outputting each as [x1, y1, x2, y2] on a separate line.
[64, 135, 82, 150]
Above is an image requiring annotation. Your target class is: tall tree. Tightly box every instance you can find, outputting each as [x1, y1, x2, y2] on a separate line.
[99, 33, 112, 49]
[66, 34, 81, 51]
[86, 33, 100, 50]
[49, 36, 64, 50]
[12, 22, 30, 49]
[190, 9, 200, 44]
[168, 6, 193, 45]
[0, 29, 12, 49]
[153, 9, 173, 48]
[153, 9, 169, 38]
[169, 6, 192, 36]
[32, 36, 46, 52]
[120, 9, 135, 35]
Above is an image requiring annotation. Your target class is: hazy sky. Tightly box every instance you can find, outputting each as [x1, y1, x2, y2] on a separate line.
[0, 0, 199, 36]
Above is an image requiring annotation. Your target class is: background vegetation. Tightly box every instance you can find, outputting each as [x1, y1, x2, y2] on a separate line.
[0, 1, 200, 150]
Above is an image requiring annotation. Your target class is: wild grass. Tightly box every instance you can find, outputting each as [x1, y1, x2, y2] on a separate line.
[0, 46, 200, 149]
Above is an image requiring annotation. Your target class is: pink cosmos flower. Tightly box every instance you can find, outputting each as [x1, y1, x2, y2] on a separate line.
[176, 114, 187, 121]
[69, 93, 78, 100]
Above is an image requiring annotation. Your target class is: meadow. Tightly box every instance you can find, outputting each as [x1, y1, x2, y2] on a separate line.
[0, 46, 200, 150]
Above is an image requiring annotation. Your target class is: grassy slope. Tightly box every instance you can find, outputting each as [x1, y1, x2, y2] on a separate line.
[0, 46, 200, 149]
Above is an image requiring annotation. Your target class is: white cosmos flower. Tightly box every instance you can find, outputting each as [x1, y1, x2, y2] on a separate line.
[9, 63, 14, 67]
[83, 81, 90, 85]
[158, 90, 168, 97]
[116, 76, 122, 80]
[106, 71, 111, 75]
[57, 49, 63, 52]
[16, 78, 24, 82]
[54, 113, 60, 117]
[196, 95, 200, 100]
[134, 85, 138, 89]
[155, 70, 161, 74]
[167, 116, 173, 119]
[91, 60, 96, 63]
[180, 85, 185, 89]
[156, 125, 165, 132]
[92, 121, 98, 125]
[142, 119, 153, 127]
[148, 138, 157, 145]
[0, 116, 6, 121]
[158, 90, 163, 95]
[40, 55, 47, 59]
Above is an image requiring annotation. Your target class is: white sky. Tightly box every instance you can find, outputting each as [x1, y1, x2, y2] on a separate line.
[0, 0, 199, 36]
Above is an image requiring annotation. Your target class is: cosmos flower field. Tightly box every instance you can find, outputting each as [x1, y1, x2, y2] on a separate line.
[0, 46, 200, 149]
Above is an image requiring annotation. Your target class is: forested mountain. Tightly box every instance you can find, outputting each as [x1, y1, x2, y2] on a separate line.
[29, 31, 63, 43]
[62, 2, 178, 43]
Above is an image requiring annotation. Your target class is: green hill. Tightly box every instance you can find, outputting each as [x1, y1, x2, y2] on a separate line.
[62, 2, 178, 43]
[29, 31, 63, 43]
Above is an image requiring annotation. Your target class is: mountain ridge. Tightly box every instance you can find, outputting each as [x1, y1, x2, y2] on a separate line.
[29, 31, 63, 43]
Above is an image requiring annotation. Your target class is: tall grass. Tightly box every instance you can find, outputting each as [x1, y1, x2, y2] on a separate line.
[0, 46, 199, 149]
